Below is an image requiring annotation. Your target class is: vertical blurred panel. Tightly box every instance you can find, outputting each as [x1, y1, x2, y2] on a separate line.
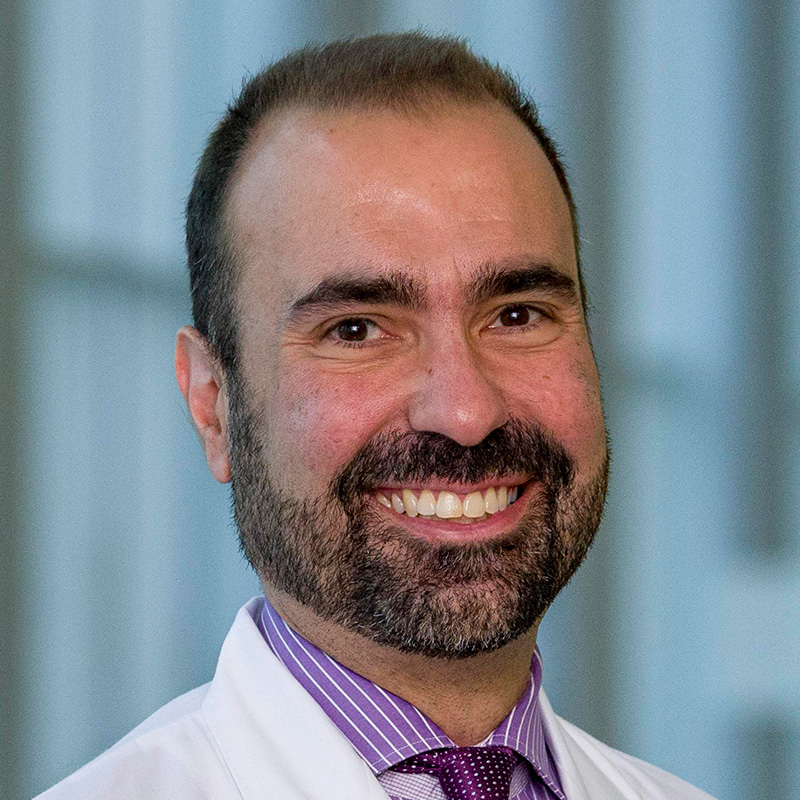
[787, 0, 800, 399]
[719, 1, 800, 795]
[785, 4, 800, 709]
[728, 0, 796, 558]
[608, 0, 739, 793]
[0, 0, 25, 795]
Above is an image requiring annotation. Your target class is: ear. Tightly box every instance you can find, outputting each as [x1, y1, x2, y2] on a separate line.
[175, 325, 231, 483]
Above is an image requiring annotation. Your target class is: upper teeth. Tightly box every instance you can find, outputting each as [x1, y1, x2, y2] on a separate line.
[376, 485, 520, 520]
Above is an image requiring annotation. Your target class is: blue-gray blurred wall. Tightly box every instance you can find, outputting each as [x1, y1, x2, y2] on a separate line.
[1, 2, 798, 799]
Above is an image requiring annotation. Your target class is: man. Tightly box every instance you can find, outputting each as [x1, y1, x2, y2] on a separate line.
[39, 33, 716, 800]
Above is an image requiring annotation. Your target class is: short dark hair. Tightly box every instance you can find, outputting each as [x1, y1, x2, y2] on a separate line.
[186, 32, 582, 374]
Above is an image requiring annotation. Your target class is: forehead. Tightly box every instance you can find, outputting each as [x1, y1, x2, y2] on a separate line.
[226, 101, 577, 318]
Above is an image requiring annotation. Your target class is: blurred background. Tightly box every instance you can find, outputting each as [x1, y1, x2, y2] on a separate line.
[1, 1, 798, 798]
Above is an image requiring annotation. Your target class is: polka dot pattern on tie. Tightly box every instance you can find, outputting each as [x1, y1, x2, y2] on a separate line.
[393, 745, 519, 800]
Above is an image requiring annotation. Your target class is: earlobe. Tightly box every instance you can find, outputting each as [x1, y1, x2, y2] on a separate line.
[175, 326, 232, 483]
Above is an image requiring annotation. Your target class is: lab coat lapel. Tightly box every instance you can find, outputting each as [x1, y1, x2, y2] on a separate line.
[202, 600, 390, 800]
[538, 690, 644, 800]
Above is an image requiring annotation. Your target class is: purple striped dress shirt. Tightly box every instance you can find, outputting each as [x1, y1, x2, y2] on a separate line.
[257, 597, 566, 800]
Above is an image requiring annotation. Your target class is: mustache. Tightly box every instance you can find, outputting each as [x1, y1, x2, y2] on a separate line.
[332, 418, 575, 502]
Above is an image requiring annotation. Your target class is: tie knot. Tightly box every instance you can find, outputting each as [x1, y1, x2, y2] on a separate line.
[394, 745, 519, 800]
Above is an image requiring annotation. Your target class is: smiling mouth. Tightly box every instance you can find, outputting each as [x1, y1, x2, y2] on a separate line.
[374, 483, 525, 524]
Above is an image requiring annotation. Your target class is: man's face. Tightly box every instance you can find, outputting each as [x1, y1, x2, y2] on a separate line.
[224, 101, 609, 657]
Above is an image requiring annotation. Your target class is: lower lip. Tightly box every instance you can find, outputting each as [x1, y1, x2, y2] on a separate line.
[371, 483, 539, 544]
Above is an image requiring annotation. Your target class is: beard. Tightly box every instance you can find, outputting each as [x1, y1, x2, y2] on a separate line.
[229, 383, 609, 660]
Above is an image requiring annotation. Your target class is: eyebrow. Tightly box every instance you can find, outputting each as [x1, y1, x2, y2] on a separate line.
[284, 260, 579, 327]
[285, 272, 426, 325]
[466, 261, 580, 306]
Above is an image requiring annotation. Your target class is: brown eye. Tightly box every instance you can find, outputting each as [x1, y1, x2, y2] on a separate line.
[335, 319, 370, 341]
[498, 305, 532, 326]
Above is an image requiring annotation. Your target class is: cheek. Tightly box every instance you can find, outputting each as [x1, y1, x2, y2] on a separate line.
[268, 367, 403, 484]
[508, 350, 606, 466]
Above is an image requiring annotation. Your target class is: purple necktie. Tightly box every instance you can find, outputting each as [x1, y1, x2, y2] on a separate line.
[393, 745, 519, 800]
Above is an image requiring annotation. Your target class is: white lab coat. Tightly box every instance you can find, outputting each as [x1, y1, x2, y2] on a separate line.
[37, 598, 716, 800]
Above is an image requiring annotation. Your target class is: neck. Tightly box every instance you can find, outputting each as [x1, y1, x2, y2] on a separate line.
[265, 587, 539, 746]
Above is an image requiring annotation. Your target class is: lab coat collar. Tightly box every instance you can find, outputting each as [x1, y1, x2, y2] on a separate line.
[203, 598, 634, 800]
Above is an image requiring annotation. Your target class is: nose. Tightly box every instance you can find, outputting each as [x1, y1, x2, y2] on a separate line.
[406, 337, 509, 447]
